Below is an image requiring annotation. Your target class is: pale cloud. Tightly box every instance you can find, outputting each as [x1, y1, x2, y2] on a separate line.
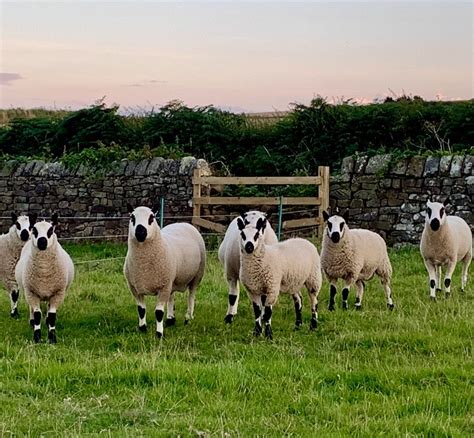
[0, 72, 23, 86]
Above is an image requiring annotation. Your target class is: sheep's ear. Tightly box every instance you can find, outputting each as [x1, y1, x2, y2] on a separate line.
[443, 197, 450, 206]
[342, 210, 349, 222]
[11, 212, 18, 224]
[237, 217, 245, 231]
[28, 213, 38, 227]
[51, 213, 59, 227]
[127, 203, 134, 213]
[322, 211, 330, 222]
[264, 210, 273, 221]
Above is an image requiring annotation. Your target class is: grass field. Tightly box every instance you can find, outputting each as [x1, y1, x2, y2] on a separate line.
[0, 242, 472, 436]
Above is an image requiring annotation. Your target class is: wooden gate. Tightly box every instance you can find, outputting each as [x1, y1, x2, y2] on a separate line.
[192, 167, 330, 237]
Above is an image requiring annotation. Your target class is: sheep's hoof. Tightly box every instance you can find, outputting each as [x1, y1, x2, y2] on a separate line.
[430, 296, 437, 302]
[184, 319, 190, 326]
[310, 318, 318, 330]
[436, 288, 442, 292]
[328, 304, 335, 312]
[387, 303, 395, 311]
[48, 330, 57, 344]
[342, 301, 348, 310]
[33, 329, 41, 344]
[138, 324, 147, 333]
[165, 317, 176, 327]
[155, 331, 164, 339]
[461, 288, 465, 294]
[264, 325, 273, 340]
[355, 304, 362, 311]
[294, 319, 302, 330]
[224, 314, 234, 324]
[253, 324, 262, 337]
[10, 308, 19, 319]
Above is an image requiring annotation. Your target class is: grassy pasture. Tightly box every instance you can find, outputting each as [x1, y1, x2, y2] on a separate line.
[0, 242, 472, 436]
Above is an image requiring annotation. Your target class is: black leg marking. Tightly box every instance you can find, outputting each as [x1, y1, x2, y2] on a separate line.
[261, 295, 267, 306]
[430, 279, 436, 289]
[48, 330, 57, 344]
[228, 294, 237, 306]
[444, 278, 451, 288]
[137, 305, 146, 319]
[155, 309, 164, 322]
[29, 319, 34, 328]
[263, 306, 273, 339]
[252, 302, 261, 319]
[10, 308, 19, 318]
[33, 329, 41, 343]
[264, 324, 273, 340]
[46, 312, 56, 329]
[254, 322, 262, 337]
[224, 314, 234, 324]
[329, 285, 337, 311]
[33, 310, 41, 326]
[11, 290, 19, 303]
[165, 317, 176, 327]
[138, 324, 147, 333]
[342, 288, 349, 310]
[252, 302, 262, 336]
[293, 298, 302, 329]
[156, 331, 163, 339]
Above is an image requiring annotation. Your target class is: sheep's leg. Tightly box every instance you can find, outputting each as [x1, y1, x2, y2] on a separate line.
[155, 293, 169, 339]
[252, 295, 263, 337]
[307, 287, 320, 330]
[424, 259, 438, 301]
[354, 280, 365, 310]
[9, 288, 19, 318]
[436, 266, 442, 292]
[165, 293, 176, 327]
[185, 287, 197, 324]
[224, 279, 240, 324]
[461, 251, 471, 293]
[381, 278, 394, 310]
[328, 282, 337, 311]
[292, 293, 303, 330]
[45, 304, 57, 344]
[341, 282, 352, 310]
[28, 294, 42, 343]
[444, 259, 457, 298]
[262, 304, 273, 340]
[136, 295, 147, 332]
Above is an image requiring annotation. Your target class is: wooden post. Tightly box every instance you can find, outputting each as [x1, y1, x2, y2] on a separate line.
[192, 167, 202, 229]
[318, 166, 330, 237]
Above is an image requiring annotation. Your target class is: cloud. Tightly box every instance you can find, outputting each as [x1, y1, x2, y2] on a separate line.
[126, 79, 167, 87]
[0, 72, 23, 86]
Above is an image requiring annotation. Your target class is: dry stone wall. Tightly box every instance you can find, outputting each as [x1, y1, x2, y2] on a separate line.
[0, 157, 209, 238]
[330, 154, 473, 245]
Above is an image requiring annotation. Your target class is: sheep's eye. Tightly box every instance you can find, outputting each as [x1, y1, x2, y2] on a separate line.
[15, 222, 21, 230]
[130, 214, 136, 225]
[427, 207, 432, 217]
[240, 231, 246, 240]
[148, 214, 154, 225]
[340, 222, 344, 232]
[47, 227, 54, 238]
[328, 222, 332, 231]
[440, 208, 445, 218]
[254, 232, 259, 241]
[32, 228, 38, 238]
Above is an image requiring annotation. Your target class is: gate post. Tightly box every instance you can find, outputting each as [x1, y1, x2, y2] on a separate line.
[318, 166, 330, 237]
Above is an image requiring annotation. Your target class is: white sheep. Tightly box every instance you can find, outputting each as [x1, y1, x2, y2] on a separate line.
[124, 205, 206, 338]
[420, 199, 472, 300]
[321, 211, 394, 311]
[0, 212, 37, 317]
[237, 216, 322, 339]
[219, 211, 278, 324]
[15, 214, 74, 343]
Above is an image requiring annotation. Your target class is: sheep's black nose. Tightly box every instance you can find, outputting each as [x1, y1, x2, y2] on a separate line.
[37, 237, 48, 251]
[245, 242, 254, 254]
[331, 232, 340, 243]
[135, 225, 147, 242]
[430, 218, 440, 231]
[20, 229, 29, 242]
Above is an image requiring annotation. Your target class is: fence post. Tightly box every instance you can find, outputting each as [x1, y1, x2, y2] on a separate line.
[318, 166, 330, 237]
[159, 197, 165, 228]
[277, 196, 283, 241]
[192, 167, 202, 229]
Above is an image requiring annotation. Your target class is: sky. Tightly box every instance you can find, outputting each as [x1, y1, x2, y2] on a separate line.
[0, 1, 472, 112]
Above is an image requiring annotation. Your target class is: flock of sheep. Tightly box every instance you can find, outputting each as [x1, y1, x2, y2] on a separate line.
[0, 199, 471, 343]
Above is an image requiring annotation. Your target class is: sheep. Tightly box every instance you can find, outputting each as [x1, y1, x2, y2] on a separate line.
[219, 211, 278, 324]
[15, 214, 74, 343]
[321, 210, 394, 311]
[420, 199, 472, 300]
[237, 216, 322, 339]
[0, 212, 37, 318]
[124, 205, 206, 338]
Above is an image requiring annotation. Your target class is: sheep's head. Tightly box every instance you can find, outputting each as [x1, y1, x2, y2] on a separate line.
[237, 215, 267, 254]
[323, 210, 349, 244]
[127, 204, 156, 243]
[31, 214, 58, 251]
[426, 199, 448, 231]
[11, 212, 37, 242]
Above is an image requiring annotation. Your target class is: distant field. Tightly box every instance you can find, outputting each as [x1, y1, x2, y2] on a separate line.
[0, 243, 472, 436]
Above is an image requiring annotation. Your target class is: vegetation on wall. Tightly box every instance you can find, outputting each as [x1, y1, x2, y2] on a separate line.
[0, 97, 472, 175]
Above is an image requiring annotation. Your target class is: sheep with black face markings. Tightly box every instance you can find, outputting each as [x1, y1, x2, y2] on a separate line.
[15, 214, 74, 343]
[0, 212, 37, 317]
[219, 210, 278, 324]
[420, 199, 472, 300]
[124, 205, 206, 338]
[321, 211, 394, 311]
[237, 216, 322, 339]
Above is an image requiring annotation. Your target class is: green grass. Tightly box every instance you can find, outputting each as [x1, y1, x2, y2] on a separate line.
[0, 243, 472, 436]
